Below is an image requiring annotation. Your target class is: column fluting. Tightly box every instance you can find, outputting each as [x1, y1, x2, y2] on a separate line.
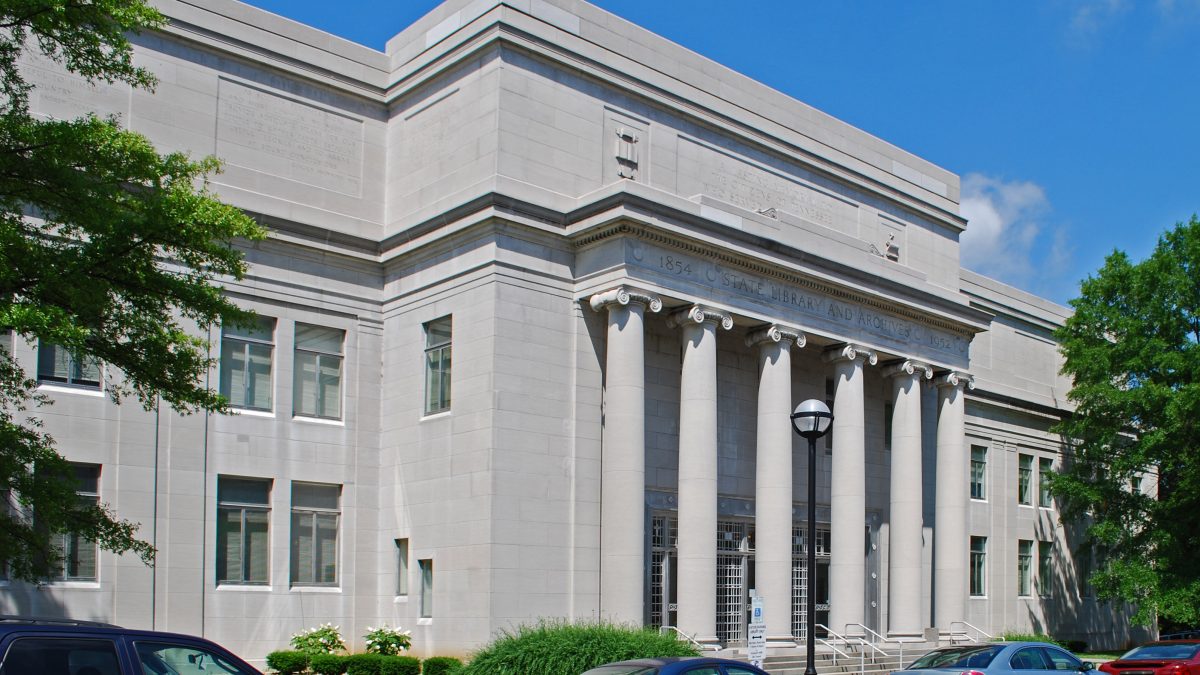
[934, 371, 974, 632]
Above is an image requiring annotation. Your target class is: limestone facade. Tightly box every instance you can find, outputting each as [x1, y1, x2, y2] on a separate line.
[0, 0, 1151, 664]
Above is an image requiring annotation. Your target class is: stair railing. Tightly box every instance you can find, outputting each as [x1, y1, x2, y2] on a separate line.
[659, 626, 721, 652]
[949, 621, 1000, 645]
[815, 624, 865, 667]
[842, 623, 892, 662]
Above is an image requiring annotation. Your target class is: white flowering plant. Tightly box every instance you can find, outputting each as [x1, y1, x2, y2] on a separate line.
[289, 623, 347, 655]
[363, 624, 412, 655]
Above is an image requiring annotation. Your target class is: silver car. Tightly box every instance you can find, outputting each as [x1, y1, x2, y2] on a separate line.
[898, 642, 1094, 675]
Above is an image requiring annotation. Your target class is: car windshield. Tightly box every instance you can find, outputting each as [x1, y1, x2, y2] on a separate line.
[1121, 645, 1200, 661]
[908, 646, 1005, 670]
[579, 668, 657, 675]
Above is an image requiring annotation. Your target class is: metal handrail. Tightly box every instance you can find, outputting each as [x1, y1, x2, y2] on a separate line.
[840, 623, 891, 661]
[816, 624, 882, 666]
[659, 626, 721, 652]
[950, 621, 1002, 644]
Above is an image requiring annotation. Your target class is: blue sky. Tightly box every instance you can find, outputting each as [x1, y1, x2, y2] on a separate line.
[240, 0, 1199, 305]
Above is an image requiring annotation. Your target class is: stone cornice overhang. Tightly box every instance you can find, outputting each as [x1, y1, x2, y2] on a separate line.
[385, 13, 968, 235]
[967, 387, 1069, 422]
[364, 181, 992, 341]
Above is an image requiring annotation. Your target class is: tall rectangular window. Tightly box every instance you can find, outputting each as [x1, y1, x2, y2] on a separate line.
[969, 536, 987, 597]
[294, 324, 344, 420]
[395, 538, 409, 596]
[1038, 541, 1053, 596]
[54, 464, 100, 581]
[216, 477, 271, 585]
[824, 377, 835, 453]
[424, 317, 452, 414]
[883, 402, 893, 451]
[1017, 539, 1033, 596]
[419, 558, 434, 617]
[1039, 457, 1054, 508]
[1018, 454, 1033, 505]
[219, 316, 275, 411]
[970, 445, 987, 501]
[38, 342, 100, 389]
[290, 482, 340, 586]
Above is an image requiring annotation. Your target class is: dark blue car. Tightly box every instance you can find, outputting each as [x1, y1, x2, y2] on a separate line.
[0, 617, 262, 674]
[580, 656, 770, 675]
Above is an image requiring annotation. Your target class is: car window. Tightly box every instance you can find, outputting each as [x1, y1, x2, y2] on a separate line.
[578, 667, 656, 675]
[0, 637, 122, 675]
[682, 668, 721, 675]
[1122, 645, 1200, 660]
[1043, 647, 1084, 670]
[1011, 648, 1053, 670]
[909, 646, 1004, 669]
[134, 641, 254, 675]
[725, 667, 765, 674]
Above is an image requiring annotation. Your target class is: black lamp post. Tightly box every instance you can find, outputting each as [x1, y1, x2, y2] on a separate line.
[790, 399, 833, 675]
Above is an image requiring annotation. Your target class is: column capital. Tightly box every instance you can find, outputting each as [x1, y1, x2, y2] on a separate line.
[882, 359, 933, 380]
[745, 323, 806, 349]
[667, 304, 734, 330]
[935, 371, 976, 390]
[822, 343, 878, 366]
[589, 286, 662, 313]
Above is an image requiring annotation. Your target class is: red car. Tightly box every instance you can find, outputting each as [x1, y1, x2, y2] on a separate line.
[1100, 641, 1200, 675]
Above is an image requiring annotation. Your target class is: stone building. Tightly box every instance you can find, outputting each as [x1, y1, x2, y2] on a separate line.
[0, 0, 1150, 665]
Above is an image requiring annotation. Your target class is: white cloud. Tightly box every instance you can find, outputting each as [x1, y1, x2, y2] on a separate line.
[1068, 0, 1129, 42]
[960, 173, 1068, 292]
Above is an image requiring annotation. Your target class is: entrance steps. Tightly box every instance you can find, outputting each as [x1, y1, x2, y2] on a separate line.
[711, 640, 938, 675]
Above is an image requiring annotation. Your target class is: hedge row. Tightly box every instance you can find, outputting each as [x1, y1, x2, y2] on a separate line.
[266, 651, 462, 675]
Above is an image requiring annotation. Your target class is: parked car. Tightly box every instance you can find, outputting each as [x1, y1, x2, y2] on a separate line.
[580, 656, 770, 675]
[1099, 640, 1200, 675]
[0, 616, 262, 675]
[896, 642, 1093, 675]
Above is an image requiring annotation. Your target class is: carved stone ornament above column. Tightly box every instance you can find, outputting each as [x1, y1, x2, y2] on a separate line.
[666, 304, 734, 330]
[745, 324, 806, 349]
[935, 371, 976, 390]
[589, 286, 663, 314]
[882, 359, 934, 380]
[822, 343, 878, 366]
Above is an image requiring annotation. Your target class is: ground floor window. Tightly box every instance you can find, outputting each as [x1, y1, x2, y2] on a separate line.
[970, 536, 987, 597]
[1018, 539, 1033, 597]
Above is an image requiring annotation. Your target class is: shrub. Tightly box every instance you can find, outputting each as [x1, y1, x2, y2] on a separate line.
[291, 623, 348, 655]
[310, 653, 350, 675]
[422, 656, 463, 675]
[265, 650, 310, 675]
[461, 619, 698, 675]
[1002, 631, 1067, 648]
[378, 655, 421, 675]
[364, 625, 413, 655]
[1065, 640, 1089, 653]
[346, 653, 385, 675]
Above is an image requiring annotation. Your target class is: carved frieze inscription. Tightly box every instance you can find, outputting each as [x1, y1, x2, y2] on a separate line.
[19, 51, 128, 121]
[680, 137, 855, 231]
[633, 241, 968, 362]
[216, 79, 363, 196]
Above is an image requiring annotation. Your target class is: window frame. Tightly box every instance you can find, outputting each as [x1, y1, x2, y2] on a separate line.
[395, 538, 409, 596]
[293, 323, 345, 420]
[424, 316, 452, 415]
[289, 482, 341, 587]
[37, 342, 101, 389]
[969, 535, 987, 597]
[1038, 541, 1053, 597]
[1017, 539, 1033, 597]
[216, 476, 272, 586]
[970, 445, 987, 501]
[1017, 454, 1033, 506]
[219, 316, 276, 412]
[418, 558, 433, 618]
[1038, 457, 1054, 508]
[53, 464, 101, 582]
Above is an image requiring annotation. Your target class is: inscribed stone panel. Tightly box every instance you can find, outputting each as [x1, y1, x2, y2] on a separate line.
[20, 51, 129, 121]
[678, 136, 857, 234]
[216, 78, 363, 196]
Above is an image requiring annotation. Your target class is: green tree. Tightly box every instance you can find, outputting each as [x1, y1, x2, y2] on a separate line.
[1054, 215, 1200, 625]
[0, 0, 264, 580]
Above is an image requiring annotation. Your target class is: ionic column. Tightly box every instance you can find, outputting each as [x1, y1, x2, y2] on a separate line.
[934, 371, 974, 632]
[823, 344, 876, 636]
[747, 324, 806, 647]
[883, 359, 933, 636]
[589, 286, 662, 624]
[669, 305, 732, 645]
